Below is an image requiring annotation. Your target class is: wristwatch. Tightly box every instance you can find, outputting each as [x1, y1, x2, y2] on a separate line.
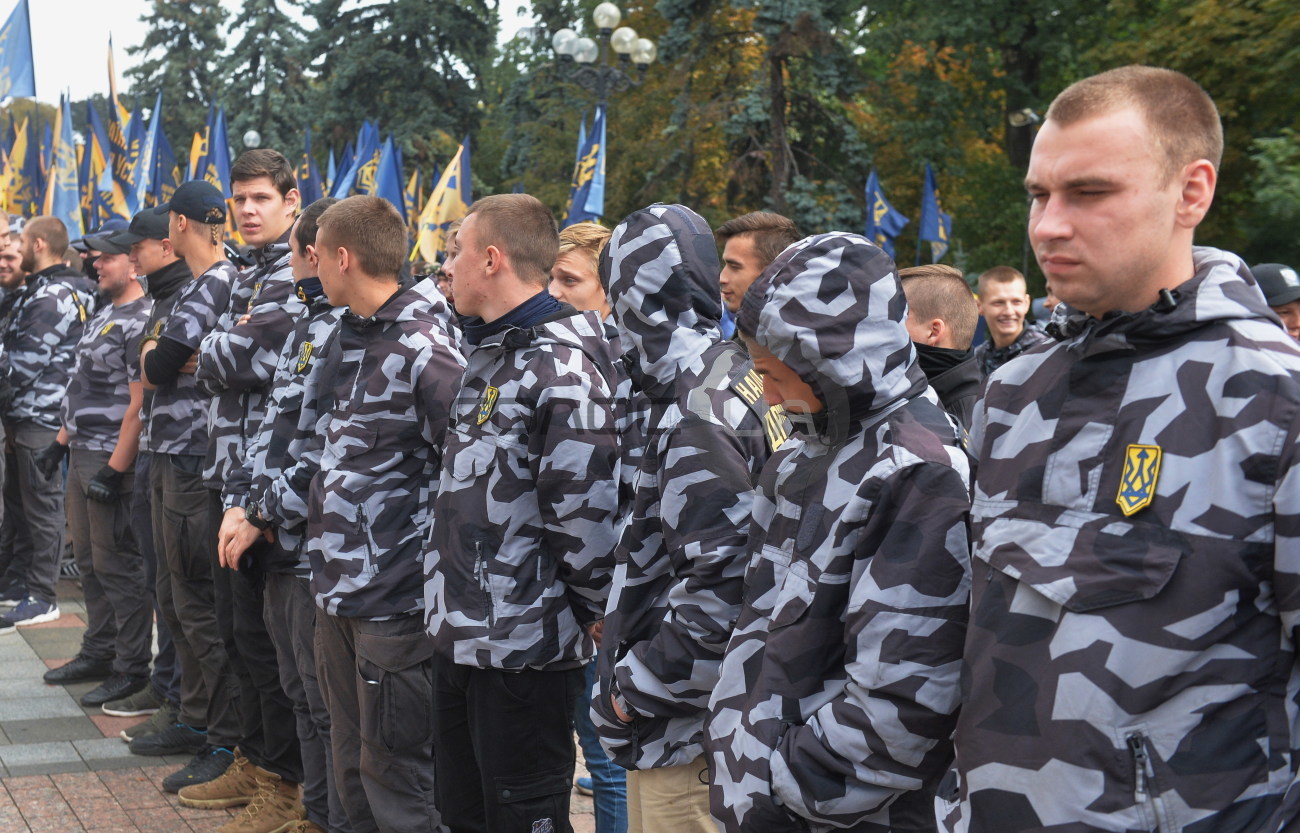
[244, 500, 271, 531]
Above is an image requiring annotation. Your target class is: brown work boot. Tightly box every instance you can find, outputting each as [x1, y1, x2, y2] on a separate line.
[216, 768, 306, 833]
[275, 821, 326, 833]
[177, 749, 257, 808]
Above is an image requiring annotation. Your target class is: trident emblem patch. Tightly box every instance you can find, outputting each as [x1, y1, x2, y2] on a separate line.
[476, 386, 499, 425]
[296, 342, 314, 373]
[1117, 443, 1161, 516]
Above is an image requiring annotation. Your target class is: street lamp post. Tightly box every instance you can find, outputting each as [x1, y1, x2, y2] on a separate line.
[550, 2, 657, 110]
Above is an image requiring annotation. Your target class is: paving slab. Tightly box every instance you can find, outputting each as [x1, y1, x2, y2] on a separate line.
[1, 716, 102, 745]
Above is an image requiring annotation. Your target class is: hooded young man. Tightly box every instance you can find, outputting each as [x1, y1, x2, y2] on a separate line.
[591, 203, 787, 832]
[946, 66, 1300, 833]
[705, 233, 972, 832]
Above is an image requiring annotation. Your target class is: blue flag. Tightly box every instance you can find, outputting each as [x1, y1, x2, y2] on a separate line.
[864, 169, 908, 257]
[371, 135, 406, 221]
[918, 163, 953, 263]
[131, 92, 164, 211]
[564, 105, 605, 227]
[43, 95, 83, 238]
[150, 126, 180, 206]
[199, 107, 232, 198]
[325, 148, 336, 193]
[0, 0, 35, 99]
[297, 128, 324, 206]
[330, 126, 377, 199]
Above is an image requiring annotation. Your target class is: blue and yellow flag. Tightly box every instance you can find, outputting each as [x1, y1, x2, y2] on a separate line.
[43, 95, 83, 238]
[130, 92, 164, 211]
[371, 135, 406, 221]
[297, 127, 324, 205]
[199, 107, 232, 198]
[105, 38, 136, 218]
[865, 169, 908, 258]
[414, 136, 471, 263]
[331, 124, 378, 199]
[403, 168, 421, 237]
[0, 0, 35, 99]
[564, 106, 605, 228]
[0, 115, 28, 215]
[325, 148, 336, 194]
[918, 163, 953, 263]
[150, 127, 180, 207]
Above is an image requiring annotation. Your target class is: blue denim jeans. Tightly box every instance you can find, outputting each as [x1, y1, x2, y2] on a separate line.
[577, 661, 628, 833]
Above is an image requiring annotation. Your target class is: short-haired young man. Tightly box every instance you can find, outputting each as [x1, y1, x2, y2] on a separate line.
[899, 263, 982, 429]
[309, 195, 464, 832]
[593, 204, 786, 833]
[40, 230, 153, 711]
[0, 216, 97, 631]
[190, 148, 308, 830]
[134, 181, 242, 794]
[715, 211, 801, 314]
[217, 197, 345, 833]
[973, 265, 1049, 377]
[707, 233, 971, 833]
[426, 194, 622, 833]
[946, 66, 1300, 833]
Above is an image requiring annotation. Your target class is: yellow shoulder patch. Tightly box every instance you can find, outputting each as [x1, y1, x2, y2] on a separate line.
[296, 341, 314, 373]
[1117, 443, 1161, 516]
[99, 321, 116, 336]
[476, 386, 500, 425]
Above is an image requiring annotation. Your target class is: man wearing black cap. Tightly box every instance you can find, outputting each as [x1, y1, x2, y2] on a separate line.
[1253, 262, 1300, 343]
[133, 181, 244, 797]
[102, 207, 192, 737]
[40, 230, 153, 710]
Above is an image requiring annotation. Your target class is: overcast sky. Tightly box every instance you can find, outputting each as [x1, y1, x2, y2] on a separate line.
[22, 0, 535, 104]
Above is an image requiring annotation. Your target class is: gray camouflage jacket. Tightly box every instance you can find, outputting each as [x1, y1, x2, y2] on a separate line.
[224, 287, 343, 576]
[2, 266, 97, 428]
[62, 295, 152, 452]
[424, 307, 622, 670]
[945, 247, 1300, 833]
[705, 233, 972, 833]
[590, 203, 786, 770]
[143, 261, 237, 456]
[307, 280, 465, 619]
[197, 239, 304, 493]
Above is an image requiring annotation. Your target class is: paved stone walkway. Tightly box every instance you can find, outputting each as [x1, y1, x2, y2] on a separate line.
[0, 578, 595, 832]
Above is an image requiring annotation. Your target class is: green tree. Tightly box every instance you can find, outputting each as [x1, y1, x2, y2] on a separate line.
[124, 0, 228, 158]
[303, 0, 496, 170]
[1239, 130, 1300, 266]
[221, 0, 312, 158]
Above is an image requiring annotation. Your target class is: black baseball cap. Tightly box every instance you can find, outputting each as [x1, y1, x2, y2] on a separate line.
[114, 207, 172, 245]
[1253, 263, 1300, 307]
[155, 180, 227, 225]
[74, 218, 129, 253]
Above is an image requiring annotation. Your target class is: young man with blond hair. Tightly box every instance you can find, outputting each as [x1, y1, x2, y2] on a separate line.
[973, 264, 1049, 377]
[310, 195, 463, 832]
[946, 66, 1300, 833]
[899, 263, 982, 428]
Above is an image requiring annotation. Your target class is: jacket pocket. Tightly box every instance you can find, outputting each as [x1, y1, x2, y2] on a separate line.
[976, 509, 1185, 613]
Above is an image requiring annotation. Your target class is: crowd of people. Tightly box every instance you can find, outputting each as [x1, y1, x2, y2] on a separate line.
[0, 63, 1297, 833]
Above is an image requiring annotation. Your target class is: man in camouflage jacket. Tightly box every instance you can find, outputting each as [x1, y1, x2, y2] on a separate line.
[591, 203, 786, 832]
[425, 194, 621, 833]
[945, 67, 1300, 833]
[307, 196, 463, 832]
[192, 151, 306, 810]
[705, 233, 972, 833]
[0, 216, 96, 629]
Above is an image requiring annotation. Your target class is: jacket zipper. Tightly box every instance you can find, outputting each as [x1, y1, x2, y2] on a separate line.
[356, 504, 379, 576]
[1127, 733, 1172, 832]
[475, 541, 495, 627]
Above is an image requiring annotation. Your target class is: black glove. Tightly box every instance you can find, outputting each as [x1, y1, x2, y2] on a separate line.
[87, 465, 125, 503]
[34, 442, 67, 480]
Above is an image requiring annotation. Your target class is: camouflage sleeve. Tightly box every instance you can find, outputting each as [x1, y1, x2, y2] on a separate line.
[197, 271, 304, 396]
[528, 356, 621, 623]
[615, 416, 754, 718]
[414, 329, 468, 454]
[6, 284, 79, 392]
[260, 412, 326, 532]
[1273, 419, 1300, 829]
[768, 461, 970, 826]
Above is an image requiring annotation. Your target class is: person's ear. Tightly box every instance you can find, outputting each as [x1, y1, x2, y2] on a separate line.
[1176, 159, 1216, 230]
[305, 243, 318, 267]
[484, 244, 502, 275]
